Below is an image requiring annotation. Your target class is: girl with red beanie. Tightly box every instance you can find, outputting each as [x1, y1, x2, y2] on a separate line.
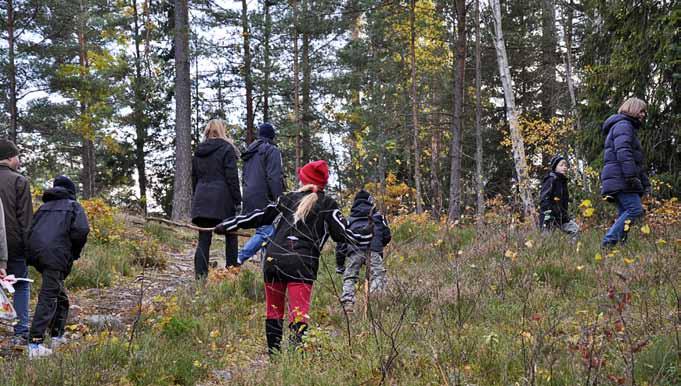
[215, 160, 372, 355]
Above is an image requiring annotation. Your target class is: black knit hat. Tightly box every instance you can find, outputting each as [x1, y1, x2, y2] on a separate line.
[549, 155, 567, 171]
[54, 175, 77, 195]
[354, 189, 371, 201]
[0, 139, 19, 161]
[258, 123, 276, 140]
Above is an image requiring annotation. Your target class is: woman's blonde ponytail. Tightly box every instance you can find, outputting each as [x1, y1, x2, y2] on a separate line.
[293, 184, 320, 224]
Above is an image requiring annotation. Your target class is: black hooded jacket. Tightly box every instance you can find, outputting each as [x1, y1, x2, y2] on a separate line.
[191, 139, 242, 224]
[217, 191, 373, 283]
[28, 187, 89, 273]
[241, 138, 284, 213]
[335, 197, 392, 261]
[539, 171, 570, 227]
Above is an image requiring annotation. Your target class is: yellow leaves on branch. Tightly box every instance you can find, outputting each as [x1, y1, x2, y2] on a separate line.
[580, 199, 595, 218]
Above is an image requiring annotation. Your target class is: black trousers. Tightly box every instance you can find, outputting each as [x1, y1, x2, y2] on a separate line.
[194, 231, 238, 279]
[29, 269, 69, 343]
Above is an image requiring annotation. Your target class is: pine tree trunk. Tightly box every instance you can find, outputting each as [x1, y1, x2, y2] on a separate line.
[491, 0, 534, 217]
[409, 0, 423, 214]
[172, 0, 193, 221]
[7, 0, 18, 143]
[78, 0, 96, 199]
[132, 0, 148, 214]
[301, 0, 312, 164]
[448, 0, 466, 223]
[242, 0, 254, 144]
[474, 0, 484, 224]
[540, 0, 558, 120]
[430, 100, 442, 220]
[263, 0, 271, 123]
[291, 0, 301, 172]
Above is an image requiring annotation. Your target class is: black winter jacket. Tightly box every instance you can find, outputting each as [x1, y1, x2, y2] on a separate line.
[0, 165, 32, 273]
[217, 191, 372, 283]
[241, 138, 284, 213]
[600, 114, 650, 196]
[191, 139, 242, 224]
[335, 197, 392, 262]
[538, 172, 570, 228]
[27, 187, 89, 273]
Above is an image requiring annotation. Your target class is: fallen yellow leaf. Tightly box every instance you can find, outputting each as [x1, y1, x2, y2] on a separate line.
[595, 253, 603, 262]
[640, 224, 651, 235]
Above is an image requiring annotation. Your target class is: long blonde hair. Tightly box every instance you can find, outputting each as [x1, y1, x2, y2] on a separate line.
[618, 97, 647, 119]
[203, 119, 240, 156]
[293, 184, 321, 224]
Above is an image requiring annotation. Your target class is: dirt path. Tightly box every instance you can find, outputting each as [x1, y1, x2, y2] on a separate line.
[0, 246, 197, 357]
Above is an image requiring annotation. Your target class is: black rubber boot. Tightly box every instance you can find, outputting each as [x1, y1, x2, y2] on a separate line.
[265, 319, 283, 356]
[288, 322, 308, 350]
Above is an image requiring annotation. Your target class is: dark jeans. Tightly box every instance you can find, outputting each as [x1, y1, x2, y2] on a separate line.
[194, 231, 238, 279]
[29, 270, 69, 343]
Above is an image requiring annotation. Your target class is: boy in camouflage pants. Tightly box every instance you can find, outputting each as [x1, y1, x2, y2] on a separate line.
[336, 190, 391, 311]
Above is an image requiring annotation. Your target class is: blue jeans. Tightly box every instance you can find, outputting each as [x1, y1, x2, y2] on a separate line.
[9, 265, 30, 338]
[237, 225, 275, 265]
[602, 192, 644, 246]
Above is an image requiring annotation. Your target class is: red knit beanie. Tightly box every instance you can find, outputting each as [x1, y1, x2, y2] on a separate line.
[298, 160, 329, 190]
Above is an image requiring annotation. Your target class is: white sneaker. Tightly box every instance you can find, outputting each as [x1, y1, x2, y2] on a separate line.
[28, 343, 53, 359]
[51, 336, 68, 349]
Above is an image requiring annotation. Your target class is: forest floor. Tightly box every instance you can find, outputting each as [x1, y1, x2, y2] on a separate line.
[1, 202, 680, 385]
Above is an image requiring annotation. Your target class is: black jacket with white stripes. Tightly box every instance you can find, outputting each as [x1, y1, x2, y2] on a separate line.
[216, 190, 373, 283]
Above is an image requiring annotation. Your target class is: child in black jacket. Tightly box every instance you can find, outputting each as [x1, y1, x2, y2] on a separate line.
[216, 160, 372, 355]
[539, 155, 579, 238]
[335, 190, 391, 311]
[27, 176, 89, 358]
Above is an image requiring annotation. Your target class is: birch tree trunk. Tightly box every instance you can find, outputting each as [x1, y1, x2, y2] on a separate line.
[491, 0, 534, 217]
[7, 0, 18, 143]
[132, 0, 148, 213]
[171, 0, 193, 221]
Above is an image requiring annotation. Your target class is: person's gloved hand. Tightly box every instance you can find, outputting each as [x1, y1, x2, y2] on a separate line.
[214, 223, 228, 235]
[626, 177, 643, 192]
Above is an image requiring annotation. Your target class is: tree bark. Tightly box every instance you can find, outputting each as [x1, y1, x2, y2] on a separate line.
[78, 0, 96, 199]
[409, 0, 423, 214]
[563, 0, 580, 132]
[132, 0, 148, 214]
[263, 0, 271, 122]
[491, 0, 534, 217]
[291, 0, 301, 171]
[172, 0, 193, 221]
[301, 0, 312, 164]
[7, 0, 18, 143]
[448, 0, 466, 222]
[430, 95, 442, 220]
[242, 0, 255, 143]
[474, 0, 484, 224]
[540, 0, 558, 120]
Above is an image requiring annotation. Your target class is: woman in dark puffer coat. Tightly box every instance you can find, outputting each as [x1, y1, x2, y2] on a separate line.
[600, 97, 650, 247]
[191, 119, 242, 278]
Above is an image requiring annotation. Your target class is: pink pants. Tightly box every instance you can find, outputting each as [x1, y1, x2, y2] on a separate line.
[265, 281, 313, 323]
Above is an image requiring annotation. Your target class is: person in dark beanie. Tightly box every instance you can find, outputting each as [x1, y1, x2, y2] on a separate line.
[191, 120, 242, 277]
[600, 97, 649, 248]
[0, 139, 33, 346]
[237, 122, 285, 265]
[538, 155, 579, 238]
[26, 175, 89, 358]
[215, 160, 372, 356]
[337, 190, 392, 312]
